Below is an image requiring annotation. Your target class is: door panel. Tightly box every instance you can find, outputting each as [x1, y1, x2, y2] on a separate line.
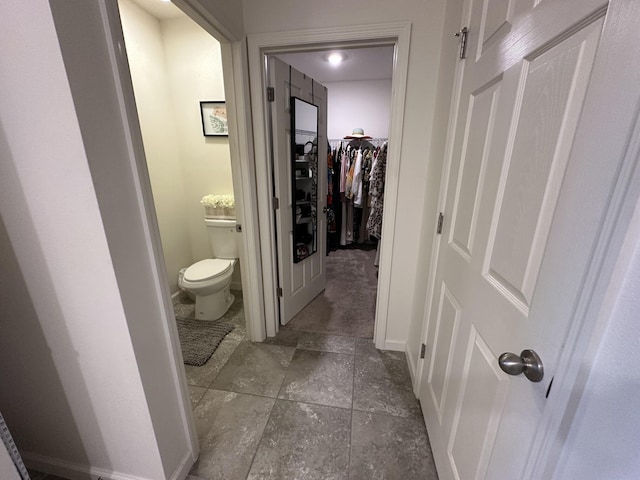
[420, 0, 606, 478]
[427, 283, 461, 424]
[449, 327, 509, 480]
[474, 0, 515, 58]
[450, 79, 500, 261]
[485, 27, 599, 309]
[268, 57, 327, 325]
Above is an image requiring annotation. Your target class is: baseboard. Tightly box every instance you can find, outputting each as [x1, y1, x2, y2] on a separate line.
[406, 345, 418, 386]
[23, 452, 155, 480]
[383, 339, 406, 352]
[168, 449, 196, 480]
[170, 289, 182, 304]
[230, 280, 242, 291]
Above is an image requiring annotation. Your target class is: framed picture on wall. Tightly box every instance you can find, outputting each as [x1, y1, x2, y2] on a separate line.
[200, 101, 228, 136]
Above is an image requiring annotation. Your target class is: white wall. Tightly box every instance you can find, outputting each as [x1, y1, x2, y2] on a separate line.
[120, 1, 235, 292]
[0, 1, 184, 478]
[325, 79, 392, 140]
[241, 0, 448, 348]
[552, 198, 640, 480]
[120, 0, 192, 293]
[162, 16, 234, 262]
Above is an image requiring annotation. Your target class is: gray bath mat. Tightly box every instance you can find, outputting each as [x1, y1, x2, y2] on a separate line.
[176, 317, 235, 366]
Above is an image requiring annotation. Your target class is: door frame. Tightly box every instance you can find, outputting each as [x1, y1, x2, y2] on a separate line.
[247, 22, 411, 344]
[415, 0, 640, 477]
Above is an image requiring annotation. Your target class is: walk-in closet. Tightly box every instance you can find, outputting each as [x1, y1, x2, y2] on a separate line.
[275, 46, 395, 338]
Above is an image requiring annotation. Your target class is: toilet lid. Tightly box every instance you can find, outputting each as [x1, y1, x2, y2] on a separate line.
[184, 259, 233, 282]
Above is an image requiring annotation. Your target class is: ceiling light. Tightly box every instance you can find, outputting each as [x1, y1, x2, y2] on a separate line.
[323, 52, 348, 67]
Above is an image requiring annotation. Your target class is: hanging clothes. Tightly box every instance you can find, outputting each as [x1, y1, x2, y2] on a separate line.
[340, 148, 349, 245]
[352, 148, 364, 207]
[367, 142, 388, 239]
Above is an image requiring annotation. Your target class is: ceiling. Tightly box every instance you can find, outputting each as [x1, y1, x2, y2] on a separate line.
[276, 46, 394, 83]
[128, 0, 183, 20]
[126, 0, 394, 83]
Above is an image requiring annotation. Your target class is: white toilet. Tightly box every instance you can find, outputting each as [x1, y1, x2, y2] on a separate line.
[179, 218, 238, 321]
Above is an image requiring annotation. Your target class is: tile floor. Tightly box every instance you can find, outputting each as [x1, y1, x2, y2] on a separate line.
[28, 283, 439, 480]
[179, 292, 439, 480]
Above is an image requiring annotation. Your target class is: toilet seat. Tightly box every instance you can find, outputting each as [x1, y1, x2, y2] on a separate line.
[184, 259, 233, 283]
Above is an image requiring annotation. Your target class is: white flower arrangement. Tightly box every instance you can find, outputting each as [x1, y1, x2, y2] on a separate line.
[201, 194, 235, 218]
[201, 194, 234, 208]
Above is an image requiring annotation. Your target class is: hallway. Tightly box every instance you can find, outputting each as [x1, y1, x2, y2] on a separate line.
[182, 249, 438, 479]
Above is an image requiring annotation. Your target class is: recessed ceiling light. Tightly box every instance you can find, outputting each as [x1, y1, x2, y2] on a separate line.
[323, 52, 348, 66]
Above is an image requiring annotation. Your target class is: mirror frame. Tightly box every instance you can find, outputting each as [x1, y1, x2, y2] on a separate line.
[290, 96, 319, 263]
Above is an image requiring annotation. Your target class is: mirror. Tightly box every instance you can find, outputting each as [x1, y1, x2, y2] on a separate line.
[290, 97, 318, 263]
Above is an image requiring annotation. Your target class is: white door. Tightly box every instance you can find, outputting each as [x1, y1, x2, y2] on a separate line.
[420, 0, 611, 478]
[268, 57, 328, 325]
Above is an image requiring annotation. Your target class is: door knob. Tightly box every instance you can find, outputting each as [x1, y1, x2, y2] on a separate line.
[498, 349, 544, 382]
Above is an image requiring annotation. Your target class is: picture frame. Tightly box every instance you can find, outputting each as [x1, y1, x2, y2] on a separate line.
[200, 101, 228, 136]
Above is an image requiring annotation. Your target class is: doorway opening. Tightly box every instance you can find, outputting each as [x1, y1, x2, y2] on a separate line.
[245, 23, 411, 349]
[118, 0, 250, 372]
[271, 46, 395, 340]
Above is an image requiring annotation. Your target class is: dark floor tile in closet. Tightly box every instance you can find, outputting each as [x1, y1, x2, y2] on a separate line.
[247, 399, 351, 480]
[282, 249, 377, 338]
[350, 410, 438, 480]
[297, 332, 356, 354]
[353, 351, 422, 418]
[211, 341, 295, 397]
[190, 389, 275, 480]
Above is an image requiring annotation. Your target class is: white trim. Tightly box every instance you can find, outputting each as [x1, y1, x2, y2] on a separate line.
[247, 21, 412, 345]
[384, 339, 406, 352]
[23, 450, 179, 480]
[219, 39, 267, 342]
[406, 341, 418, 385]
[171, 289, 182, 304]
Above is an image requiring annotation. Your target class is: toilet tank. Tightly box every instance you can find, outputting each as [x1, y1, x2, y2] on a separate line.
[205, 218, 239, 259]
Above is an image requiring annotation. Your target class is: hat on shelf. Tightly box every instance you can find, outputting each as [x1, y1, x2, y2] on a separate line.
[344, 128, 372, 139]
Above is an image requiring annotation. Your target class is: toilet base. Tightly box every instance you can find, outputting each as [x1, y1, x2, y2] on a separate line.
[195, 284, 234, 321]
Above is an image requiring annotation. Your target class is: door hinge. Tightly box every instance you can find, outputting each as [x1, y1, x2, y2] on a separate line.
[273, 197, 279, 210]
[454, 26, 469, 59]
[276, 287, 283, 297]
[437, 212, 444, 234]
[267, 86, 275, 102]
[420, 343, 427, 359]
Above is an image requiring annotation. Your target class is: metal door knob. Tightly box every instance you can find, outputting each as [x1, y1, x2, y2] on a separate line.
[498, 349, 544, 382]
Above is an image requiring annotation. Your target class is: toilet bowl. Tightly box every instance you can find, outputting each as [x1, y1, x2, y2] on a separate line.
[180, 258, 237, 320]
[178, 217, 239, 321]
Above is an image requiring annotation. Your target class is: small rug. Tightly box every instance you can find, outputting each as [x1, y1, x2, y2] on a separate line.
[176, 317, 235, 366]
